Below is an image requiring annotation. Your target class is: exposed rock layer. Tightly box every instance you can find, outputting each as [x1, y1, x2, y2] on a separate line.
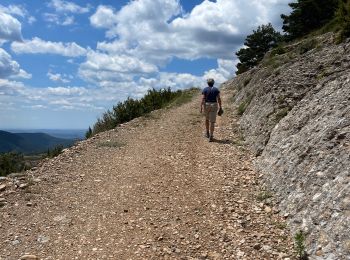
[225, 33, 350, 259]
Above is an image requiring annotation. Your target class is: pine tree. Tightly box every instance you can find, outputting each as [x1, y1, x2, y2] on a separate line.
[235, 23, 282, 75]
[85, 126, 92, 139]
[281, 0, 340, 40]
[337, 0, 350, 39]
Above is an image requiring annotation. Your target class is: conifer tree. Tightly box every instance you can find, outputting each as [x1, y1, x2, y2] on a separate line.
[281, 0, 339, 40]
[236, 23, 281, 75]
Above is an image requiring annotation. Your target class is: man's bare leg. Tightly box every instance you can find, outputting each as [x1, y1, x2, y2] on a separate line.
[205, 119, 209, 136]
[210, 122, 215, 137]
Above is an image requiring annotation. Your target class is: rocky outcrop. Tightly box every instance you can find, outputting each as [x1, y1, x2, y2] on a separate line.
[224, 32, 350, 259]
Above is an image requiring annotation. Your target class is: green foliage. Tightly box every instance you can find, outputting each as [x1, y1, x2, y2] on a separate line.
[47, 145, 64, 158]
[336, 0, 350, 41]
[243, 77, 252, 87]
[85, 127, 92, 139]
[257, 191, 273, 201]
[237, 102, 247, 115]
[170, 88, 199, 107]
[298, 39, 318, 54]
[273, 221, 287, 230]
[0, 152, 26, 176]
[90, 88, 197, 136]
[275, 107, 291, 122]
[237, 93, 254, 116]
[271, 45, 287, 56]
[236, 23, 282, 75]
[294, 231, 308, 259]
[281, 0, 340, 40]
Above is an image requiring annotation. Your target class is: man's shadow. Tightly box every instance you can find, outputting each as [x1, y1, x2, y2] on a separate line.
[211, 138, 233, 144]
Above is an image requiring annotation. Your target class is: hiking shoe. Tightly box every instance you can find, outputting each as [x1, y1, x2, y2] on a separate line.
[205, 132, 210, 138]
[209, 135, 214, 142]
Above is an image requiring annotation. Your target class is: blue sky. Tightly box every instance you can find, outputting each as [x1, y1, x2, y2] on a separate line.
[0, 0, 291, 130]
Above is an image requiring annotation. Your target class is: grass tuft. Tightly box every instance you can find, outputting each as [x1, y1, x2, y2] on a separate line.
[295, 230, 308, 260]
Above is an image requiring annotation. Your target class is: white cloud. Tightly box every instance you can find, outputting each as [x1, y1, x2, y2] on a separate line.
[90, 5, 118, 31]
[0, 4, 27, 18]
[49, 0, 91, 14]
[30, 104, 47, 109]
[44, 0, 90, 27]
[47, 71, 71, 83]
[85, 0, 291, 92]
[0, 79, 26, 96]
[11, 37, 87, 57]
[90, 0, 290, 63]
[43, 13, 60, 24]
[62, 16, 74, 26]
[148, 72, 203, 90]
[0, 48, 20, 78]
[28, 16, 36, 25]
[43, 13, 75, 26]
[0, 4, 37, 26]
[11, 69, 32, 80]
[203, 59, 238, 84]
[0, 12, 22, 41]
[0, 48, 31, 79]
[79, 50, 158, 84]
[47, 86, 86, 96]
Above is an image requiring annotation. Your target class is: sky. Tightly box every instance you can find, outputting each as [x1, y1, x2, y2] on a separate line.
[0, 0, 291, 130]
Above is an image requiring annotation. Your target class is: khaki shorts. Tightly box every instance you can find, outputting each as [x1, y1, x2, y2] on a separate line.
[205, 102, 218, 123]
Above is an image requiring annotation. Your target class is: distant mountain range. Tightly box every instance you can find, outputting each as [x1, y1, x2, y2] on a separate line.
[0, 130, 77, 154]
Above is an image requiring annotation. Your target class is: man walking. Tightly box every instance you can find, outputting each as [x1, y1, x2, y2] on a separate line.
[200, 78, 222, 142]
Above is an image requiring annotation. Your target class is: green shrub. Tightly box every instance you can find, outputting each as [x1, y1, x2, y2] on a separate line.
[170, 88, 199, 107]
[257, 191, 273, 201]
[337, 0, 350, 41]
[237, 102, 247, 115]
[47, 145, 64, 158]
[295, 230, 308, 259]
[298, 39, 318, 54]
[271, 45, 287, 56]
[243, 77, 252, 87]
[0, 152, 26, 176]
[237, 93, 254, 116]
[85, 127, 92, 139]
[90, 88, 198, 136]
[275, 107, 291, 122]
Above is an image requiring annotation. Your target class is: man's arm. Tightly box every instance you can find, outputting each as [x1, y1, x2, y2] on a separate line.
[217, 93, 222, 109]
[200, 94, 205, 113]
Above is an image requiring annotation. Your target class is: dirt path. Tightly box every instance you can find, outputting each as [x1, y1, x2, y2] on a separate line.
[0, 87, 294, 259]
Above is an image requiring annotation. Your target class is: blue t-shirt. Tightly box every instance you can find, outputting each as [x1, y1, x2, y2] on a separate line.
[202, 87, 220, 102]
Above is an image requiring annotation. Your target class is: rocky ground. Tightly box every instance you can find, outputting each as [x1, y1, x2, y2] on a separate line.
[0, 87, 295, 260]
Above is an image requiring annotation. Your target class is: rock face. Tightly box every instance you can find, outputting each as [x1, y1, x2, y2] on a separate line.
[224, 32, 350, 259]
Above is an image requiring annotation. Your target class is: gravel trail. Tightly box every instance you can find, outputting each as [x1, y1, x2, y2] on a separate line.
[0, 87, 294, 259]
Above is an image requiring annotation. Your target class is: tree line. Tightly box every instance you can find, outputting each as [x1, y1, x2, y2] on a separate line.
[236, 0, 350, 74]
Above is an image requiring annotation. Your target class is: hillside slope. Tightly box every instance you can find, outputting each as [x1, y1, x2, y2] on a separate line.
[225, 32, 350, 258]
[0, 91, 294, 259]
[0, 130, 75, 154]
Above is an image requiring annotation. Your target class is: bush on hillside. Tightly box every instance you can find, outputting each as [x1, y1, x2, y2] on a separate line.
[47, 145, 64, 158]
[236, 23, 282, 75]
[337, 0, 350, 40]
[87, 88, 198, 137]
[0, 152, 26, 176]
